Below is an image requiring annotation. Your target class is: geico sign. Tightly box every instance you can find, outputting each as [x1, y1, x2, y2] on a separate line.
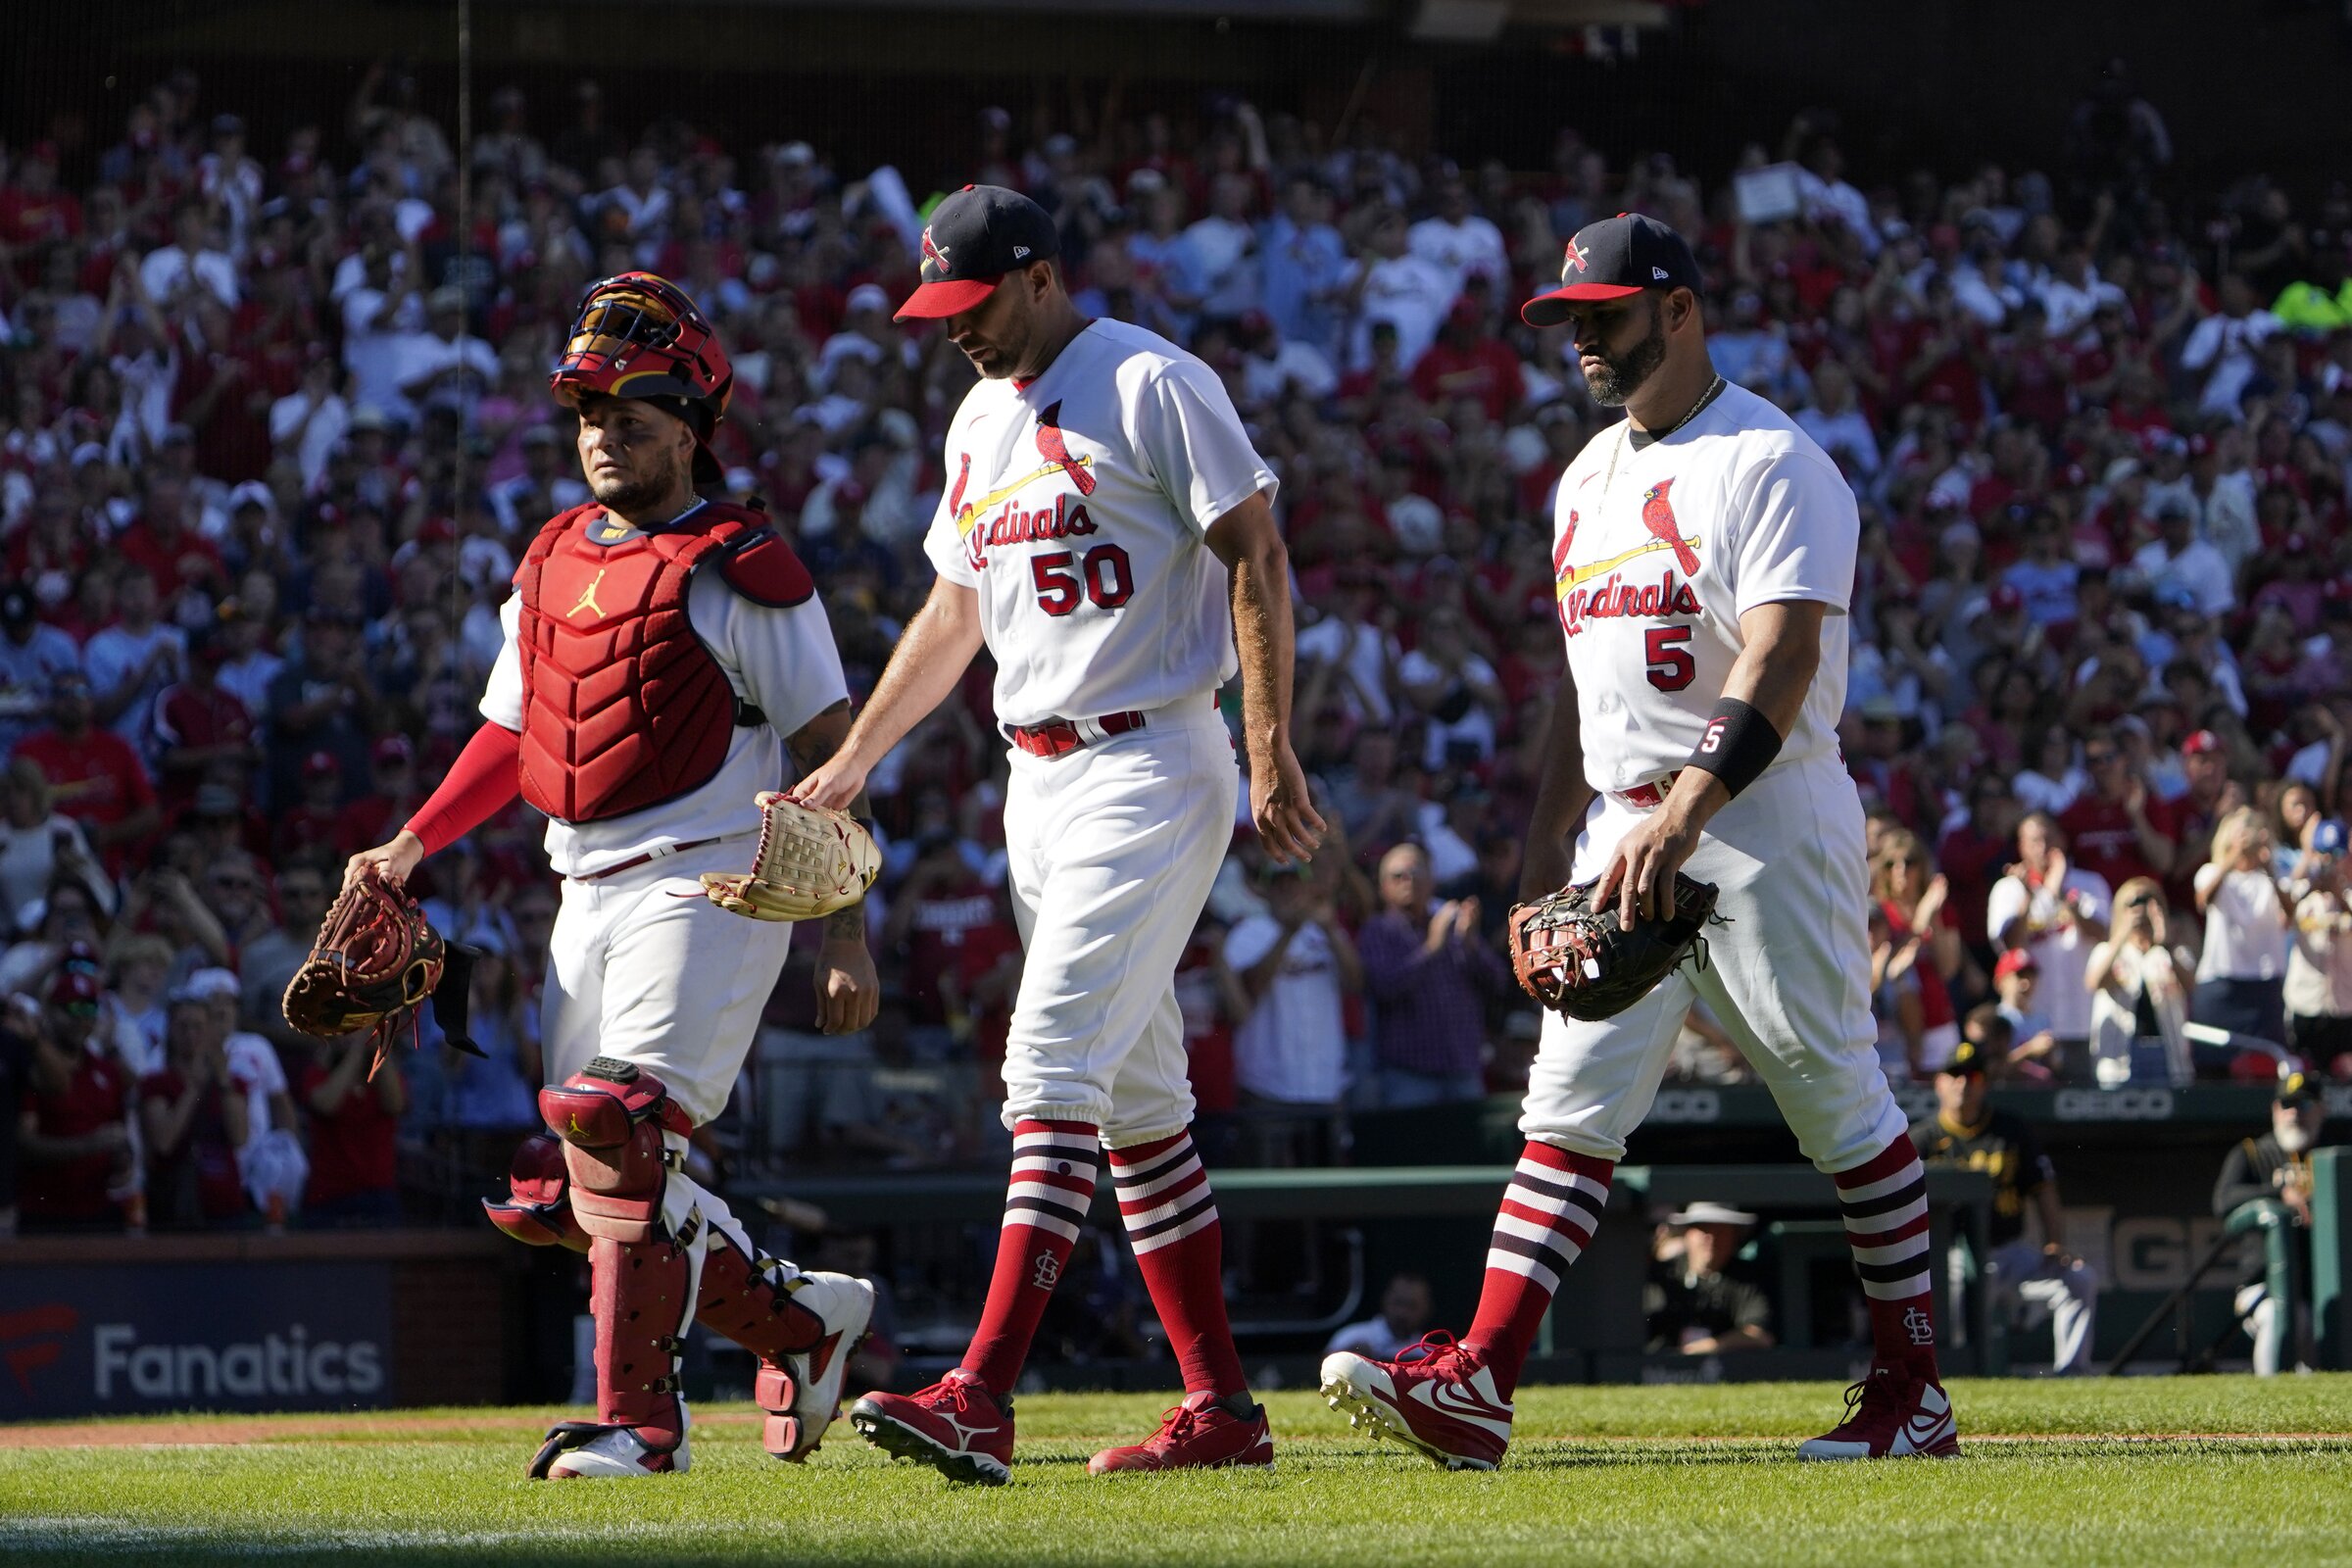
[2053, 1088, 2174, 1122]
[94, 1323, 384, 1400]
[1647, 1090, 1722, 1124]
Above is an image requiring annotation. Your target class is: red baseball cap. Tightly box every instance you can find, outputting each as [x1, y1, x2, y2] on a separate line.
[2181, 729, 2225, 757]
[1993, 950, 2039, 980]
[895, 185, 1060, 321]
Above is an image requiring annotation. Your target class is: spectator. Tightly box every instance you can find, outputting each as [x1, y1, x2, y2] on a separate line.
[12, 670, 161, 878]
[82, 566, 188, 752]
[2058, 725, 2179, 892]
[1643, 1203, 1775, 1356]
[2085, 876, 2193, 1087]
[185, 967, 305, 1225]
[2283, 821, 2352, 1070]
[0, 759, 112, 926]
[0, 584, 83, 757]
[1985, 812, 2112, 1072]
[150, 633, 257, 816]
[1356, 843, 1508, 1106]
[1990, 951, 2060, 1079]
[11, 965, 136, 1234]
[238, 856, 333, 1051]
[140, 988, 249, 1230]
[1912, 1039, 2097, 1374]
[2190, 807, 2293, 1049]
[1326, 1271, 1435, 1361]
[2213, 1071, 2330, 1375]
[1225, 859, 1360, 1164]
[1871, 830, 1961, 1071]
[299, 1029, 406, 1226]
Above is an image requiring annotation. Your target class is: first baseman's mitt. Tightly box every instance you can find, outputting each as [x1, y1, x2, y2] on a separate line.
[282, 862, 480, 1076]
[1506, 874, 1721, 1022]
[699, 792, 880, 922]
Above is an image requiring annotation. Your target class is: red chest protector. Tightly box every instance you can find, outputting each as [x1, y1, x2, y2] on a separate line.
[514, 500, 813, 824]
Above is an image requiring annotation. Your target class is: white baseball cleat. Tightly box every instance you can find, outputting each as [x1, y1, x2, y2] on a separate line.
[533, 1403, 692, 1479]
[772, 1271, 876, 1460]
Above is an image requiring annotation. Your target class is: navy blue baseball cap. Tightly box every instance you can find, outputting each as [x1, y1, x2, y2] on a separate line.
[1522, 213, 1703, 327]
[895, 184, 1060, 321]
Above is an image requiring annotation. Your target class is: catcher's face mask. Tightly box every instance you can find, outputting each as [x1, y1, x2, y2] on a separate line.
[551, 272, 733, 482]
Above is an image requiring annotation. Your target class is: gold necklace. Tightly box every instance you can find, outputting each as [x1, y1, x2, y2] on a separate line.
[1600, 372, 1728, 502]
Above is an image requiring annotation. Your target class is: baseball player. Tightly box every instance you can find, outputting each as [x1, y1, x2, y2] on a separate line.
[1320, 215, 1958, 1467]
[1913, 1037, 2097, 1374]
[350, 273, 878, 1480]
[791, 184, 1324, 1485]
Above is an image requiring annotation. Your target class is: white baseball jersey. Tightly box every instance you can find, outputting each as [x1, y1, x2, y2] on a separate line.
[923, 318, 1275, 729]
[1548, 380, 1857, 795]
[480, 503, 851, 878]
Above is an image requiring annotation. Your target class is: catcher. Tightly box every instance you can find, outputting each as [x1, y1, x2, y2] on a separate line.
[344, 272, 881, 1480]
[1320, 214, 1958, 1469]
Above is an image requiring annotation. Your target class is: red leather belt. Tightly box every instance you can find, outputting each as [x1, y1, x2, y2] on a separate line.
[575, 836, 725, 882]
[1006, 709, 1148, 759]
[1616, 770, 1683, 809]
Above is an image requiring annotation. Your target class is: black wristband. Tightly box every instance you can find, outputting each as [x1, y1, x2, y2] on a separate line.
[1686, 698, 1783, 799]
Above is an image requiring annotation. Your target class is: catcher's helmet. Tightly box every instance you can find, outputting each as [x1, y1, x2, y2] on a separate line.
[551, 272, 733, 481]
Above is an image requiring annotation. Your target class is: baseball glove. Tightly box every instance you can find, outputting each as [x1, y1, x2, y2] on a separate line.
[1506, 873, 1721, 1021]
[282, 863, 480, 1076]
[699, 793, 880, 922]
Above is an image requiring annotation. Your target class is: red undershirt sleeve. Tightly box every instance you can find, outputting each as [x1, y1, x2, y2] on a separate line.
[403, 720, 523, 857]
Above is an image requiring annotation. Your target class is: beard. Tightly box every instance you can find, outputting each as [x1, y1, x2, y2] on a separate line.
[1582, 303, 1668, 407]
[2278, 1124, 2314, 1153]
[587, 461, 687, 515]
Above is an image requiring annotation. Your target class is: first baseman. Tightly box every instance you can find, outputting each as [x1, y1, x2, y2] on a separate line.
[793, 184, 1325, 1484]
[354, 273, 878, 1479]
[1318, 215, 1958, 1466]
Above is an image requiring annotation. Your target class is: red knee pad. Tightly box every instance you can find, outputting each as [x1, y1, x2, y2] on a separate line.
[482, 1134, 589, 1252]
[539, 1057, 693, 1243]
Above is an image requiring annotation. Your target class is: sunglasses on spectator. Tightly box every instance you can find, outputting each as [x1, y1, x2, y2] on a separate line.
[2085, 750, 2120, 764]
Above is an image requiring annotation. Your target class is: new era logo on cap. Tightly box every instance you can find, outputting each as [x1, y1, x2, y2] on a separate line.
[896, 184, 1061, 321]
[1522, 213, 1703, 327]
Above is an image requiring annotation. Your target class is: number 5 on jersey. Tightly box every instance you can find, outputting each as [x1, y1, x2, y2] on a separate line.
[1644, 624, 1695, 692]
[1031, 544, 1135, 616]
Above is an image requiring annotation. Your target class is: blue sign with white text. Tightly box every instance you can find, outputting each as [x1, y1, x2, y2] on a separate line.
[0, 1262, 394, 1419]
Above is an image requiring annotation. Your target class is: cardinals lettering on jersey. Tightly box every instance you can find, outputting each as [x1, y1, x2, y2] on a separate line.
[1553, 487, 1706, 639]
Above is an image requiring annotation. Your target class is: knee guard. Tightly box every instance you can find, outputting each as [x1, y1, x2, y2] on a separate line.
[482, 1135, 589, 1253]
[538, 1056, 694, 1244]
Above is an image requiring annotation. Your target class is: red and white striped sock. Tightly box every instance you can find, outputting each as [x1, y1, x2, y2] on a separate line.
[1832, 1137, 1942, 1378]
[1106, 1129, 1246, 1396]
[960, 1118, 1098, 1396]
[1463, 1141, 1614, 1397]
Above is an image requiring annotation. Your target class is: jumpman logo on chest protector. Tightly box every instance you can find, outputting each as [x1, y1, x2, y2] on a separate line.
[569, 567, 610, 621]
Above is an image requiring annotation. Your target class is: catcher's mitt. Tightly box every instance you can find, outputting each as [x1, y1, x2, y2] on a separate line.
[282, 863, 481, 1076]
[700, 793, 880, 921]
[1507, 873, 1721, 1022]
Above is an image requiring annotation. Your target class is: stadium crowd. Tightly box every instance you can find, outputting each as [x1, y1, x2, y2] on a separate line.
[3, 64, 2351, 1239]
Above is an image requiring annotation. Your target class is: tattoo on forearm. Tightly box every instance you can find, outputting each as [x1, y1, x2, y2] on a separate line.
[826, 904, 866, 942]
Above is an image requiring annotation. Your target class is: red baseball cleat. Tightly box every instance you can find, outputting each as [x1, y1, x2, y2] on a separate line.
[1318, 1332, 1513, 1471]
[1088, 1390, 1274, 1474]
[1797, 1366, 1960, 1460]
[849, 1369, 1014, 1486]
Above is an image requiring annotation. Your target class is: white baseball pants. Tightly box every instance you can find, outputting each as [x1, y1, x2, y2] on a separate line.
[1520, 757, 1909, 1170]
[999, 696, 1237, 1145]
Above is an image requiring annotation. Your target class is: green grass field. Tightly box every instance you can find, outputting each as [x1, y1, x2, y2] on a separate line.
[4, 1378, 2350, 1567]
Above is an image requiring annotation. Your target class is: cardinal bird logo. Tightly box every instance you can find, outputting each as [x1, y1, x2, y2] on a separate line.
[1641, 479, 1700, 575]
[919, 226, 952, 280]
[948, 452, 972, 521]
[1035, 402, 1097, 496]
[1553, 510, 1579, 574]
[1562, 236, 1592, 274]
